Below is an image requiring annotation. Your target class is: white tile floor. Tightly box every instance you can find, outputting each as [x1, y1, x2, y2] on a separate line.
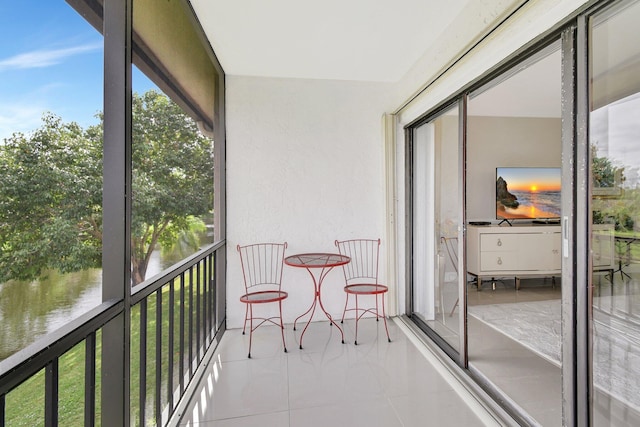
[177, 318, 503, 426]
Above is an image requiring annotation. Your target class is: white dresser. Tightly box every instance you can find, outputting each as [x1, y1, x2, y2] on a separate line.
[467, 223, 614, 289]
[467, 224, 560, 289]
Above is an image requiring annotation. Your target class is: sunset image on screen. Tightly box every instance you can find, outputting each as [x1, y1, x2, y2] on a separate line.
[496, 167, 561, 220]
[504, 168, 561, 192]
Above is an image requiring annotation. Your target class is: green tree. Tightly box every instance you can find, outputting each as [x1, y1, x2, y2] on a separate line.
[0, 90, 213, 285]
[0, 114, 102, 281]
[592, 143, 623, 189]
[591, 144, 638, 232]
[130, 90, 213, 283]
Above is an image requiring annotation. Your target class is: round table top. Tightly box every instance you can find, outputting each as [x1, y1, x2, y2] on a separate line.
[285, 253, 350, 268]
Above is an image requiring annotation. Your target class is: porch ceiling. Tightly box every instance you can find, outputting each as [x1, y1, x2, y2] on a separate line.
[188, 0, 521, 83]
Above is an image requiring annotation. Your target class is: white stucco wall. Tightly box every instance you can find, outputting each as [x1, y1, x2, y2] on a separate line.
[226, 76, 394, 329]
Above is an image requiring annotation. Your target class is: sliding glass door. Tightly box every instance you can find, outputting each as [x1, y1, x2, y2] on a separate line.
[405, 1, 640, 424]
[589, 1, 640, 424]
[465, 43, 563, 426]
[410, 103, 462, 353]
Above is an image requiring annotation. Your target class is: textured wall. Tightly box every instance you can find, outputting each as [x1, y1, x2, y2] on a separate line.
[226, 76, 393, 328]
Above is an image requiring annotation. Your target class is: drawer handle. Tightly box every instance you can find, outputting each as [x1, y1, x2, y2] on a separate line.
[497, 238, 502, 247]
[497, 257, 502, 265]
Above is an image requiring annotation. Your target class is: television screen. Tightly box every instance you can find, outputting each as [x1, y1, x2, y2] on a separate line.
[496, 167, 561, 220]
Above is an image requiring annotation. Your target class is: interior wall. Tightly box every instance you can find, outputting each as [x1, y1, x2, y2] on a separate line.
[225, 75, 393, 328]
[466, 116, 561, 221]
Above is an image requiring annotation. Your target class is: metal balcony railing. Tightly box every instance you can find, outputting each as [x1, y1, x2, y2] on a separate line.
[0, 241, 226, 427]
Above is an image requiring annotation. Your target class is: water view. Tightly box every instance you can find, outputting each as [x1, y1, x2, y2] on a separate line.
[0, 250, 171, 361]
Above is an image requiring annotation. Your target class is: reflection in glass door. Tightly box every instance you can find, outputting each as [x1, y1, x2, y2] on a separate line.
[411, 104, 461, 352]
[590, 1, 640, 424]
[465, 44, 563, 426]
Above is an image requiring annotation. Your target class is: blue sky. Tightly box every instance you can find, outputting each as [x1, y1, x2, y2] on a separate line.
[0, 1, 156, 141]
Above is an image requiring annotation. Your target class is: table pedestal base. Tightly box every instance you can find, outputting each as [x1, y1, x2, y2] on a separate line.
[294, 289, 344, 349]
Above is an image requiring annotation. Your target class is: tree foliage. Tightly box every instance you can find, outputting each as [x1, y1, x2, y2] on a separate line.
[591, 143, 623, 189]
[591, 144, 637, 232]
[130, 91, 213, 283]
[0, 114, 102, 281]
[0, 90, 213, 285]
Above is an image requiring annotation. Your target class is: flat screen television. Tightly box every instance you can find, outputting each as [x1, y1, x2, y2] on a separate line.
[496, 167, 561, 221]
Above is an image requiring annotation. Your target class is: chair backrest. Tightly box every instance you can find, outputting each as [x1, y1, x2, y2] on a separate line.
[237, 242, 288, 292]
[335, 238, 380, 285]
[441, 236, 458, 274]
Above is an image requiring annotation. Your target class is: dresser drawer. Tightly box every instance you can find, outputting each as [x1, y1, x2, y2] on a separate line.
[480, 234, 518, 252]
[467, 225, 563, 278]
[480, 251, 519, 271]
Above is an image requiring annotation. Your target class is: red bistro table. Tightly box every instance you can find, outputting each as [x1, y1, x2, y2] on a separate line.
[284, 253, 350, 349]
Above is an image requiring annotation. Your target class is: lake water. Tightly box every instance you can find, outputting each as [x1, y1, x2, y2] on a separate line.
[0, 250, 170, 361]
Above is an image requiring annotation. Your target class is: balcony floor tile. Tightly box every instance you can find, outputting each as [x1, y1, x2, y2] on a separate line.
[178, 318, 498, 426]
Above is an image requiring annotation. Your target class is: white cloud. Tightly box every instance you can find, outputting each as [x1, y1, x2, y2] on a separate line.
[0, 42, 101, 71]
[0, 85, 60, 141]
[0, 103, 45, 142]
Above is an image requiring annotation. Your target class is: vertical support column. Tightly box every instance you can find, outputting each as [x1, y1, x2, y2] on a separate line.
[458, 95, 468, 368]
[102, 0, 132, 425]
[155, 291, 162, 427]
[574, 15, 592, 427]
[211, 59, 226, 333]
[196, 263, 201, 358]
[84, 333, 96, 427]
[139, 300, 147, 425]
[560, 24, 577, 427]
[0, 394, 4, 427]
[188, 267, 194, 377]
[168, 279, 175, 412]
[404, 126, 414, 316]
[383, 113, 398, 317]
[560, 20, 586, 427]
[44, 360, 59, 427]
[179, 273, 185, 394]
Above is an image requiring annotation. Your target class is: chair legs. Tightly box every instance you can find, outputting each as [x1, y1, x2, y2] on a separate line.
[278, 300, 287, 354]
[340, 293, 350, 324]
[342, 293, 391, 345]
[243, 304, 249, 335]
[244, 302, 287, 358]
[248, 304, 253, 358]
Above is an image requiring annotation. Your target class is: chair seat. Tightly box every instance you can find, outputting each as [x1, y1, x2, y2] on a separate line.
[240, 290, 288, 304]
[344, 284, 388, 295]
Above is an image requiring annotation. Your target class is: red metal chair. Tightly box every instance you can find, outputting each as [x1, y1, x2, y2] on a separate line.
[237, 242, 288, 358]
[335, 238, 391, 345]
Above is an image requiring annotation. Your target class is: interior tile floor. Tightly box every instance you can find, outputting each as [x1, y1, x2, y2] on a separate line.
[427, 277, 564, 426]
[176, 318, 504, 427]
[438, 274, 640, 427]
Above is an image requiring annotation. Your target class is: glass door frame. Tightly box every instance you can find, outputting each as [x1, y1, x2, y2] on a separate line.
[577, 1, 640, 424]
[404, 97, 467, 365]
[559, 17, 591, 426]
[403, 23, 584, 426]
[402, 2, 638, 423]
